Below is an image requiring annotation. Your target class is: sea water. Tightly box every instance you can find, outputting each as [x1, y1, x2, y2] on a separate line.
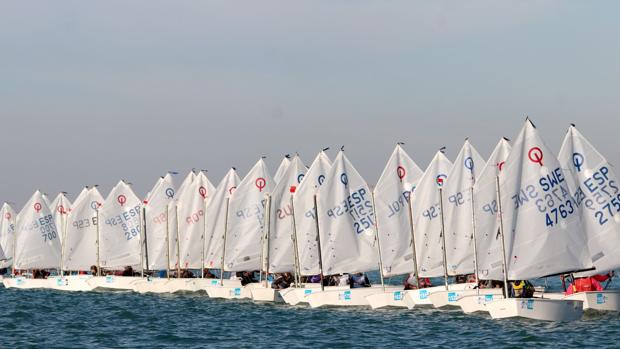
[0, 275, 618, 348]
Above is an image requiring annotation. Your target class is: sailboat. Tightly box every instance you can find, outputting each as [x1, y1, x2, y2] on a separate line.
[455, 138, 512, 313]
[49, 187, 101, 291]
[170, 171, 216, 292]
[87, 180, 144, 290]
[306, 150, 401, 308]
[251, 155, 307, 302]
[207, 158, 273, 299]
[365, 144, 424, 309]
[279, 150, 336, 305]
[428, 139, 485, 308]
[541, 125, 620, 311]
[402, 150, 468, 308]
[203, 168, 243, 292]
[273, 155, 291, 185]
[0, 203, 16, 272]
[133, 174, 181, 293]
[3, 190, 62, 289]
[49, 192, 71, 245]
[484, 119, 593, 321]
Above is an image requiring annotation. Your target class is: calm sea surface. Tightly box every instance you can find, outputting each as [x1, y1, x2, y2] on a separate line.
[1, 275, 619, 348]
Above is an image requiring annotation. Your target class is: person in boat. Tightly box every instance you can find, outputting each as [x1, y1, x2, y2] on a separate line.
[403, 273, 433, 290]
[90, 265, 98, 276]
[237, 271, 257, 286]
[509, 280, 534, 298]
[180, 269, 195, 278]
[564, 271, 614, 295]
[308, 274, 321, 283]
[455, 274, 467, 284]
[202, 269, 216, 278]
[122, 266, 135, 277]
[349, 273, 371, 288]
[272, 273, 294, 290]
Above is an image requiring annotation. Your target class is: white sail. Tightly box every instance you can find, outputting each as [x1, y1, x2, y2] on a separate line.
[273, 156, 291, 185]
[499, 119, 592, 280]
[412, 151, 453, 278]
[317, 151, 379, 275]
[474, 138, 512, 280]
[14, 190, 61, 269]
[0, 203, 15, 268]
[224, 158, 273, 272]
[143, 174, 177, 270]
[204, 168, 240, 269]
[99, 181, 142, 269]
[443, 140, 485, 275]
[63, 187, 104, 271]
[558, 125, 620, 275]
[268, 155, 307, 273]
[176, 171, 196, 199]
[293, 151, 332, 275]
[373, 144, 423, 277]
[50, 192, 72, 245]
[177, 171, 215, 269]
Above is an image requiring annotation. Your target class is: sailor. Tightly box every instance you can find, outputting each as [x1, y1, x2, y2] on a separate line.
[349, 273, 371, 288]
[565, 271, 614, 295]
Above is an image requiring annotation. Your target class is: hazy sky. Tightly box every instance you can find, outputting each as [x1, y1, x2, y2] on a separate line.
[1, 1, 618, 208]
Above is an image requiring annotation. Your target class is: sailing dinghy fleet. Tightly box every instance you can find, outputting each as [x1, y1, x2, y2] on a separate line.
[1, 119, 619, 322]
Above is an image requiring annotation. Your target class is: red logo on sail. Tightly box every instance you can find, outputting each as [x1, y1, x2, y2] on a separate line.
[255, 178, 266, 192]
[528, 147, 544, 167]
[4, 212, 11, 220]
[397, 166, 406, 182]
[228, 186, 237, 195]
[198, 186, 207, 199]
[497, 161, 505, 171]
[57, 205, 67, 215]
[117, 195, 127, 206]
[34, 202, 42, 213]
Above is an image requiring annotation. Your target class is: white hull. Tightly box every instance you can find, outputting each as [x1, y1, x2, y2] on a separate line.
[429, 287, 499, 308]
[3, 277, 50, 289]
[133, 278, 236, 294]
[403, 283, 477, 309]
[250, 285, 285, 303]
[456, 290, 506, 313]
[205, 283, 261, 299]
[47, 275, 96, 292]
[280, 285, 348, 305]
[544, 290, 620, 311]
[486, 298, 584, 321]
[87, 276, 143, 290]
[306, 286, 402, 308]
[366, 289, 408, 309]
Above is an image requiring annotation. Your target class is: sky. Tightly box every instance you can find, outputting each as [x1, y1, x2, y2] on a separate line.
[0, 1, 619, 208]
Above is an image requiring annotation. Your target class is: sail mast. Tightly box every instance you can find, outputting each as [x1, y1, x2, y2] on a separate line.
[219, 198, 230, 286]
[495, 175, 510, 298]
[166, 204, 170, 279]
[290, 193, 302, 287]
[371, 192, 385, 291]
[406, 194, 421, 288]
[313, 194, 325, 291]
[438, 187, 449, 290]
[470, 186, 480, 283]
[96, 208, 101, 276]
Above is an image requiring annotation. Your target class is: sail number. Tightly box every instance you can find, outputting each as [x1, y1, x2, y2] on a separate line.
[104, 205, 141, 241]
[25, 214, 58, 242]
